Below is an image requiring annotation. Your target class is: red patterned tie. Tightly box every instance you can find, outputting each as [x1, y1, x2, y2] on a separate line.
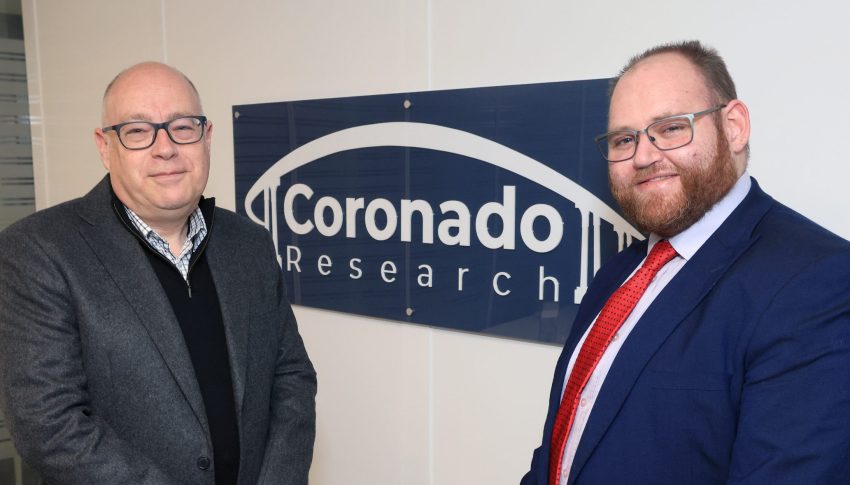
[548, 240, 677, 485]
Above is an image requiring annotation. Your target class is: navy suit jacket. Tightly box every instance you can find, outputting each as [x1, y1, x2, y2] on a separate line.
[522, 179, 850, 485]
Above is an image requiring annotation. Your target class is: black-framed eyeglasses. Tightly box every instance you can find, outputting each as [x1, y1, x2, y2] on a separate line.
[594, 105, 726, 162]
[102, 115, 208, 150]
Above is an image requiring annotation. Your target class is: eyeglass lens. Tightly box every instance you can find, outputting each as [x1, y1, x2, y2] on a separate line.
[118, 117, 204, 149]
[599, 115, 694, 162]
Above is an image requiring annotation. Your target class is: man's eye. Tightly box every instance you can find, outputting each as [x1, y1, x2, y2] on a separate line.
[123, 125, 151, 136]
[611, 135, 635, 147]
[656, 121, 689, 136]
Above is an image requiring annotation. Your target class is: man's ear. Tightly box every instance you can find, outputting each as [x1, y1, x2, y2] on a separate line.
[94, 128, 112, 171]
[723, 99, 750, 156]
[204, 119, 213, 150]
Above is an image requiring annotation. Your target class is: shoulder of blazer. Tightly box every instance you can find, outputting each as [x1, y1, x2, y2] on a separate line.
[207, 205, 279, 262]
[0, 176, 111, 250]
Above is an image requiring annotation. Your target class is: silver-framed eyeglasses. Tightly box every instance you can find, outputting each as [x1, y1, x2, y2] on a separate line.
[594, 104, 726, 162]
[102, 115, 208, 150]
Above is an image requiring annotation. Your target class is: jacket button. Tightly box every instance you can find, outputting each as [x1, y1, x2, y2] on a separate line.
[197, 456, 211, 470]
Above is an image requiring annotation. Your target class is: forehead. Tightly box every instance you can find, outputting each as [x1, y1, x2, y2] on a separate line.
[609, 53, 711, 128]
[104, 66, 201, 123]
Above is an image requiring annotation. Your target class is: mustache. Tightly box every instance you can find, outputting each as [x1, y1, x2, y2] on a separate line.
[607, 162, 679, 187]
[632, 163, 678, 180]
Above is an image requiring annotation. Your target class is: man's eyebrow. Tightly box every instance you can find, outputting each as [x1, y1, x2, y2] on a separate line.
[113, 112, 200, 123]
[650, 111, 681, 122]
[121, 113, 152, 122]
[608, 111, 683, 131]
[166, 111, 201, 120]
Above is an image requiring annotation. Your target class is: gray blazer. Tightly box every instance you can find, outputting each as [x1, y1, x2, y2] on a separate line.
[0, 177, 316, 485]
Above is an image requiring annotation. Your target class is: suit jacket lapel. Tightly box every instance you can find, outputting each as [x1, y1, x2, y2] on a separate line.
[204, 222, 249, 418]
[549, 244, 647, 417]
[568, 180, 775, 484]
[75, 177, 209, 434]
[534, 245, 646, 485]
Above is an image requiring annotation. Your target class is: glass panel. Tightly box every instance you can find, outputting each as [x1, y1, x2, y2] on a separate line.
[0, 4, 40, 484]
[0, 4, 33, 231]
[0, 35, 33, 231]
[0, 458, 15, 485]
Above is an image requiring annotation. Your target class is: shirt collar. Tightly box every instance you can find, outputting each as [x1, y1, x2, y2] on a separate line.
[648, 172, 752, 260]
[123, 205, 208, 253]
[185, 208, 208, 252]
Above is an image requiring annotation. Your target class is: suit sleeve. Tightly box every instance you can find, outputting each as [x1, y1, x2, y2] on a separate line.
[520, 359, 565, 485]
[728, 250, 850, 484]
[257, 242, 317, 485]
[520, 345, 573, 485]
[520, 447, 545, 485]
[0, 233, 182, 485]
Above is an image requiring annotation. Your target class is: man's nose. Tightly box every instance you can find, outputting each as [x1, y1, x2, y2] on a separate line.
[631, 131, 661, 168]
[150, 127, 178, 158]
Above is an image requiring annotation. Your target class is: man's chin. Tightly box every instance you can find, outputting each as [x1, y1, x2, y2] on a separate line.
[154, 198, 199, 214]
[618, 192, 687, 236]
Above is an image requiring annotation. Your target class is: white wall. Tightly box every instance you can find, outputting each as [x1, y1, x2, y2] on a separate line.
[21, 1, 850, 484]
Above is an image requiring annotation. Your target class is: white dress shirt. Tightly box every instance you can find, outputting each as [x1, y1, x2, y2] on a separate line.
[556, 174, 752, 483]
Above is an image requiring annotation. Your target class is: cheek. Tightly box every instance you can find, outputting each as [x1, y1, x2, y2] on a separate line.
[669, 141, 711, 170]
[103, 144, 126, 172]
[608, 164, 633, 186]
[125, 159, 148, 182]
[120, 159, 152, 191]
[194, 153, 211, 180]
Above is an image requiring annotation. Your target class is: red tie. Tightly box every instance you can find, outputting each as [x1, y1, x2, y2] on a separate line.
[549, 240, 678, 485]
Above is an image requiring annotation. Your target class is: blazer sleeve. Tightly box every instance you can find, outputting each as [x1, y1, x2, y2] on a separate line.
[256, 240, 317, 485]
[0, 233, 182, 485]
[728, 249, 850, 483]
[520, 447, 545, 485]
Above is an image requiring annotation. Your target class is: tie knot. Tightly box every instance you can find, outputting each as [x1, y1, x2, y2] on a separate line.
[644, 240, 678, 273]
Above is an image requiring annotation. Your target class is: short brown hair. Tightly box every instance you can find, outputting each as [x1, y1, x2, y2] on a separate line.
[609, 40, 737, 104]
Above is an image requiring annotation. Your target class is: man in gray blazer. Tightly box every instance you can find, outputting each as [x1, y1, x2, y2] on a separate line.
[0, 62, 317, 485]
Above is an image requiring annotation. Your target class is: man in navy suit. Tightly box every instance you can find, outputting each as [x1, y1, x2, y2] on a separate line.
[522, 40, 850, 484]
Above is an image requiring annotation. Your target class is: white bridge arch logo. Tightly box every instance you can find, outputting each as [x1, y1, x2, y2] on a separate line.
[244, 121, 643, 303]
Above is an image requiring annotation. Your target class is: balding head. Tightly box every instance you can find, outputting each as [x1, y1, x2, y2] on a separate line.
[609, 40, 737, 106]
[101, 62, 203, 126]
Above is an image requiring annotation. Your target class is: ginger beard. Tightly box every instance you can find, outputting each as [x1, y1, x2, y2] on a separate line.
[609, 116, 739, 238]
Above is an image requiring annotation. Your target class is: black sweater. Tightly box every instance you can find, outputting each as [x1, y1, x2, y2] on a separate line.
[116, 198, 240, 484]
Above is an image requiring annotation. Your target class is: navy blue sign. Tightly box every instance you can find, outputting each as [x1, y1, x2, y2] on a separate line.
[233, 80, 643, 344]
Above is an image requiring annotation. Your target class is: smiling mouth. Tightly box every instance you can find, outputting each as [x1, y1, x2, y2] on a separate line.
[636, 173, 678, 186]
